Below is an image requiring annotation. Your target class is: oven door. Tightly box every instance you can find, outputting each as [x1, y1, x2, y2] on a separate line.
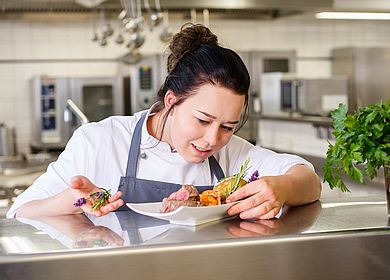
[70, 77, 124, 122]
[280, 79, 299, 112]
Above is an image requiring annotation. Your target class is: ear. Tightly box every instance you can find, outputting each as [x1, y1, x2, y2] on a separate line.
[164, 90, 177, 114]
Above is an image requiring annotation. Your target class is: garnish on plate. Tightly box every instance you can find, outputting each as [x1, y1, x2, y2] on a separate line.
[211, 158, 251, 203]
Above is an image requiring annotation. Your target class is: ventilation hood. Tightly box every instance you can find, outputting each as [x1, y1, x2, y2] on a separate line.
[0, 0, 334, 20]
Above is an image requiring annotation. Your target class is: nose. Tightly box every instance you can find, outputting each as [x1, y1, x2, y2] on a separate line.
[204, 126, 220, 147]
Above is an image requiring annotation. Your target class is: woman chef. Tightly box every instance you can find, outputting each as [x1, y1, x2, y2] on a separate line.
[7, 24, 321, 220]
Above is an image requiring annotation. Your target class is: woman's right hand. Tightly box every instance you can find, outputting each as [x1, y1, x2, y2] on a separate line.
[70, 175, 124, 217]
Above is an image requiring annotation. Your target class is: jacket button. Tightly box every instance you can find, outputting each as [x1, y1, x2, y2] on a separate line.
[140, 152, 147, 159]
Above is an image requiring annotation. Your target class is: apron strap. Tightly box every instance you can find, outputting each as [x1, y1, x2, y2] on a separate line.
[209, 155, 225, 181]
[125, 112, 147, 177]
[116, 212, 144, 245]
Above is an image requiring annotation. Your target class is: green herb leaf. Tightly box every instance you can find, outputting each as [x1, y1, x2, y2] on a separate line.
[323, 99, 390, 192]
[227, 158, 250, 195]
[331, 103, 348, 131]
[90, 188, 111, 211]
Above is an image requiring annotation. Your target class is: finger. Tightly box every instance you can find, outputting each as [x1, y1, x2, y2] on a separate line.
[80, 202, 104, 217]
[100, 199, 124, 214]
[108, 191, 123, 203]
[238, 201, 276, 220]
[82, 205, 103, 217]
[241, 219, 279, 230]
[227, 225, 258, 238]
[257, 207, 281, 220]
[227, 194, 267, 216]
[252, 219, 280, 229]
[70, 176, 96, 192]
[239, 221, 277, 235]
[226, 182, 262, 203]
[81, 197, 124, 217]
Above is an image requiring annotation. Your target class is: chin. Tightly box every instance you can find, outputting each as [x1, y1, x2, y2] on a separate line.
[184, 157, 204, 164]
[182, 153, 207, 164]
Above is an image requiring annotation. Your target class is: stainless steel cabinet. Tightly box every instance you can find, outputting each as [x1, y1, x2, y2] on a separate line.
[332, 47, 390, 111]
[236, 50, 297, 143]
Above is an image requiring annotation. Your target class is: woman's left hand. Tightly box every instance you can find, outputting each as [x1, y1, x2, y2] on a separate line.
[73, 225, 124, 248]
[226, 175, 289, 220]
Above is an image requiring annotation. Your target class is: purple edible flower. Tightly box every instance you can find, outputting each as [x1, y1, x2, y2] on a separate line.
[73, 197, 87, 207]
[248, 170, 259, 183]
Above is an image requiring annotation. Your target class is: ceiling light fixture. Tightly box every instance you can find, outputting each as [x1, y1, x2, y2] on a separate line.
[316, 12, 390, 20]
[75, 0, 106, 8]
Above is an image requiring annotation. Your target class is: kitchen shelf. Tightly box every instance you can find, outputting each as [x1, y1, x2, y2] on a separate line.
[250, 113, 333, 127]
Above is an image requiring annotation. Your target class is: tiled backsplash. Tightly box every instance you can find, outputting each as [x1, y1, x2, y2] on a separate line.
[1, 15, 390, 154]
[258, 120, 331, 158]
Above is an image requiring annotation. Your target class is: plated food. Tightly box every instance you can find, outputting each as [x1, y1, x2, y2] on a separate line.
[128, 159, 259, 225]
[161, 159, 254, 213]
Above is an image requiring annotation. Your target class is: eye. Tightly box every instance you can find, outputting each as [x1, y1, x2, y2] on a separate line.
[196, 118, 209, 125]
[221, 125, 234, 132]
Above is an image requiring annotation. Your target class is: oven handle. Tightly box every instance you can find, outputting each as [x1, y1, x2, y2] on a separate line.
[291, 80, 300, 112]
[64, 99, 89, 125]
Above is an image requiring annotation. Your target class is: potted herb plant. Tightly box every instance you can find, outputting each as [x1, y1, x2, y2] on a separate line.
[323, 99, 390, 215]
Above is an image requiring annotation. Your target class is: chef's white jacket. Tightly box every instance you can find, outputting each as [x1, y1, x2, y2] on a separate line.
[7, 109, 314, 218]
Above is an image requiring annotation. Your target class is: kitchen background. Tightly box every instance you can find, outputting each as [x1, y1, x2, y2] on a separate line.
[0, 0, 389, 215]
[1, 0, 390, 154]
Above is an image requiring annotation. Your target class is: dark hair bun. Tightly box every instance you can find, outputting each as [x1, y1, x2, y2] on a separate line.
[167, 23, 219, 72]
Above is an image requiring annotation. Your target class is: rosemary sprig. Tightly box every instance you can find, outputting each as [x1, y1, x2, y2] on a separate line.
[227, 158, 250, 196]
[90, 188, 111, 211]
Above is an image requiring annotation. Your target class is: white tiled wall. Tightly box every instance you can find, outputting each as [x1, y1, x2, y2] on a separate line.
[258, 120, 331, 158]
[1, 14, 390, 154]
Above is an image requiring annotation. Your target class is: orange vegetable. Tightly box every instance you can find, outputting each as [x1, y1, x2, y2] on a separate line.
[199, 190, 222, 206]
[213, 176, 247, 201]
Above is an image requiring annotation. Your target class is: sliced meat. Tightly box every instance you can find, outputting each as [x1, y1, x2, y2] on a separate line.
[160, 185, 200, 213]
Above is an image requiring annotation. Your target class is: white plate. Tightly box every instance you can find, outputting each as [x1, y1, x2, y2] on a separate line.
[127, 201, 238, 226]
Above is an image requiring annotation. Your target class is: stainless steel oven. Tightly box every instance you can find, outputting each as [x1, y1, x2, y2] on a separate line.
[31, 76, 124, 151]
[236, 50, 297, 143]
[30, 55, 166, 151]
[70, 77, 124, 122]
[280, 77, 348, 116]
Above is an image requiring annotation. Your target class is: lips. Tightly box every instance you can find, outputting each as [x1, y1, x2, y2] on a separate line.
[191, 143, 211, 156]
[194, 144, 207, 151]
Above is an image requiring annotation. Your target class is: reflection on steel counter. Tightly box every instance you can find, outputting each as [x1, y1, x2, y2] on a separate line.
[3, 196, 389, 251]
[7, 201, 321, 250]
[1, 196, 390, 280]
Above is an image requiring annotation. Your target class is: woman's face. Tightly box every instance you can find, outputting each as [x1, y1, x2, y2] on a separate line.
[165, 83, 245, 163]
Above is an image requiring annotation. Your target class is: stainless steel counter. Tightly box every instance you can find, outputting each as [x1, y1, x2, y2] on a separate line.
[0, 195, 389, 280]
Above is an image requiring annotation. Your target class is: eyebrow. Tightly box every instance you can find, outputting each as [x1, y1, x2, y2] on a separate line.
[196, 110, 240, 125]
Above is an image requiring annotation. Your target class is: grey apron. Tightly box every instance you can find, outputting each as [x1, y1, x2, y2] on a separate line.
[117, 112, 225, 211]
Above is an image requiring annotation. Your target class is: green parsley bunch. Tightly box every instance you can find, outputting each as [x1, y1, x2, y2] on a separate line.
[323, 100, 390, 192]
